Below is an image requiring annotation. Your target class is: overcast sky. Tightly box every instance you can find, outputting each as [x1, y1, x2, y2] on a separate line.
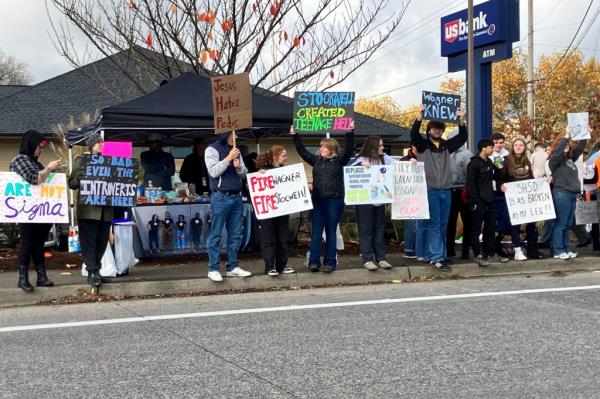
[1, 0, 598, 107]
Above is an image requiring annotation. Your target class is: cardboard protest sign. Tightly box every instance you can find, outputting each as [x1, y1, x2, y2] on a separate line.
[211, 72, 252, 134]
[102, 141, 133, 158]
[422, 90, 461, 124]
[575, 200, 599, 225]
[391, 162, 430, 220]
[247, 163, 313, 220]
[343, 165, 394, 205]
[79, 155, 139, 207]
[504, 178, 556, 225]
[567, 112, 590, 141]
[0, 172, 69, 223]
[293, 91, 355, 134]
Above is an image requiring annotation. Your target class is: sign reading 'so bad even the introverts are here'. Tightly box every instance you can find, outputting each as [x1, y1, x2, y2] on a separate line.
[0, 172, 69, 223]
[79, 154, 139, 207]
[246, 163, 313, 220]
[293, 91, 355, 134]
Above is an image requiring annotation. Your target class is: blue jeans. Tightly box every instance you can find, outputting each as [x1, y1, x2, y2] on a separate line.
[403, 219, 416, 255]
[425, 189, 451, 262]
[551, 190, 577, 255]
[207, 192, 243, 272]
[415, 219, 429, 259]
[309, 199, 344, 268]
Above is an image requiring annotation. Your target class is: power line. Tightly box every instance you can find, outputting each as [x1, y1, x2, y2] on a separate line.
[365, 72, 449, 98]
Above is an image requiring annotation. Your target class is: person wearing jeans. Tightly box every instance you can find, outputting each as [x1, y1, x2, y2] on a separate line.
[548, 126, 587, 259]
[205, 131, 252, 282]
[410, 104, 467, 271]
[292, 125, 354, 273]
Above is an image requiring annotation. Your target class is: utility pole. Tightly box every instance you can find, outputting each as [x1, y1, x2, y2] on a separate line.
[527, 0, 535, 133]
[467, 0, 475, 151]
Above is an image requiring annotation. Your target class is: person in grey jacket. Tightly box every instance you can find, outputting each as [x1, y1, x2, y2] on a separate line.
[446, 130, 472, 259]
[410, 104, 467, 271]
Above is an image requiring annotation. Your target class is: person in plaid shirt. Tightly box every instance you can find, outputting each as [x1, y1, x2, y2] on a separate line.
[9, 130, 61, 292]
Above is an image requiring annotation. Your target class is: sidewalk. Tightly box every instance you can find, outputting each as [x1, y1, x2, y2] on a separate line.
[1, 249, 599, 308]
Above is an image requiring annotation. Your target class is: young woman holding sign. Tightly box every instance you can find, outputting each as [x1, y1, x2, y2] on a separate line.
[255, 145, 295, 276]
[498, 138, 542, 261]
[291, 125, 354, 273]
[9, 130, 61, 292]
[352, 136, 395, 271]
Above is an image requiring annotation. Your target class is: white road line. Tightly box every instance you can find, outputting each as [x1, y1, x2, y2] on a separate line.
[2, 284, 600, 333]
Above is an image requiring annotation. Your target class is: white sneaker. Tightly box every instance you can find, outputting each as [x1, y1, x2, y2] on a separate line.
[514, 247, 527, 261]
[553, 253, 570, 260]
[226, 267, 252, 277]
[567, 251, 578, 259]
[363, 261, 378, 271]
[378, 260, 393, 269]
[281, 267, 295, 274]
[207, 271, 223, 282]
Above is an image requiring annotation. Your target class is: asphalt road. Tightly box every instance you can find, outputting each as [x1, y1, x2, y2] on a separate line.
[1, 272, 600, 398]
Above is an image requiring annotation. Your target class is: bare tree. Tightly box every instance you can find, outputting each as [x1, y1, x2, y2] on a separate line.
[0, 50, 32, 85]
[47, 0, 409, 96]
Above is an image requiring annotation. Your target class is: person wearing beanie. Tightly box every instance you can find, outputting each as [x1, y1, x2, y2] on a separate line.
[9, 130, 61, 292]
[466, 138, 499, 267]
[68, 133, 114, 288]
[140, 133, 175, 190]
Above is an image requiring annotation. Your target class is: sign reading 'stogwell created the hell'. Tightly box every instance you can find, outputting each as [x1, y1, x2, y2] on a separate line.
[0, 172, 69, 223]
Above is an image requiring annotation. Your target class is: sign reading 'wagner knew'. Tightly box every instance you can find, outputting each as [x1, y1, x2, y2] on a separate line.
[79, 154, 138, 207]
[422, 90, 461, 124]
[293, 91, 355, 134]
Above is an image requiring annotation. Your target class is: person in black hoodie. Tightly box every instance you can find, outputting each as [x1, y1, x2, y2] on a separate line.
[466, 138, 498, 267]
[291, 125, 354, 273]
[179, 138, 209, 195]
[9, 130, 61, 292]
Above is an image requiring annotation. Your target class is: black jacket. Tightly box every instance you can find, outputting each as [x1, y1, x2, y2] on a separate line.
[466, 155, 496, 204]
[179, 152, 210, 193]
[293, 131, 354, 200]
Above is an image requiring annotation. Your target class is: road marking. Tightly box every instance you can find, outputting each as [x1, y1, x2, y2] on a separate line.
[2, 284, 600, 333]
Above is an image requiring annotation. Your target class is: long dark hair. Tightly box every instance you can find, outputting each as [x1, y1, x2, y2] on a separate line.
[19, 130, 47, 160]
[358, 136, 384, 162]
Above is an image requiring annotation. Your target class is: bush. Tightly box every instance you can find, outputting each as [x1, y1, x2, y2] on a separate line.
[0, 223, 20, 248]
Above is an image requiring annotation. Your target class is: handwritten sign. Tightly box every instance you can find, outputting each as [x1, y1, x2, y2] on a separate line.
[391, 162, 429, 219]
[575, 200, 599, 225]
[79, 155, 139, 207]
[343, 165, 394, 205]
[504, 178, 556, 225]
[293, 91, 355, 134]
[247, 163, 313, 220]
[0, 172, 69, 223]
[102, 141, 133, 158]
[211, 72, 252, 134]
[567, 112, 590, 141]
[422, 90, 461, 124]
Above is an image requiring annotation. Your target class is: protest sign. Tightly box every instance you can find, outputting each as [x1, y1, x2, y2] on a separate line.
[211, 72, 253, 134]
[575, 200, 599, 225]
[567, 112, 590, 141]
[504, 178, 556, 225]
[0, 172, 68, 223]
[247, 163, 313, 220]
[343, 165, 394, 205]
[421, 90, 461, 124]
[102, 141, 133, 158]
[79, 154, 139, 207]
[293, 91, 355, 134]
[391, 162, 429, 219]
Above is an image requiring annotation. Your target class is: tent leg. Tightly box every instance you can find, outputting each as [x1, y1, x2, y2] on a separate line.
[67, 145, 75, 227]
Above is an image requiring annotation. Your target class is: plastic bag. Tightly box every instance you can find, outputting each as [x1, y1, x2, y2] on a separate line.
[81, 243, 117, 278]
[113, 224, 139, 274]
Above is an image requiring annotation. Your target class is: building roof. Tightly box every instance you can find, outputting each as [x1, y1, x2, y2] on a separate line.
[0, 85, 30, 100]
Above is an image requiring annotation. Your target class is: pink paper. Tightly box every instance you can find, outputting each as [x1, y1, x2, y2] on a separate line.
[102, 141, 133, 158]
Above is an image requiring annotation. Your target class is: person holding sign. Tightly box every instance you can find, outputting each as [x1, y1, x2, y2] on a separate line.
[410, 104, 467, 271]
[548, 126, 587, 260]
[204, 131, 252, 282]
[9, 130, 61, 292]
[291, 125, 355, 273]
[254, 146, 295, 276]
[498, 138, 542, 261]
[68, 133, 114, 288]
[351, 136, 395, 271]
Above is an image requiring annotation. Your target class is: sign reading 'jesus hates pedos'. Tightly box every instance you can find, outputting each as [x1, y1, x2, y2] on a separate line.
[421, 90, 461, 124]
[211, 73, 253, 134]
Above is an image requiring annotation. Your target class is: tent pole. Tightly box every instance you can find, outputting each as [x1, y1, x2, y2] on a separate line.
[67, 143, 75, 228]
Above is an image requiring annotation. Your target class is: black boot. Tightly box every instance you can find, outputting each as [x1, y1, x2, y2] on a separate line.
[495, 236, 510, 258]
[36, 264, 54, 287]
[87, 272, 102, 287]
[526, 241, 544, 259]
[18, 265, 33, 292]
